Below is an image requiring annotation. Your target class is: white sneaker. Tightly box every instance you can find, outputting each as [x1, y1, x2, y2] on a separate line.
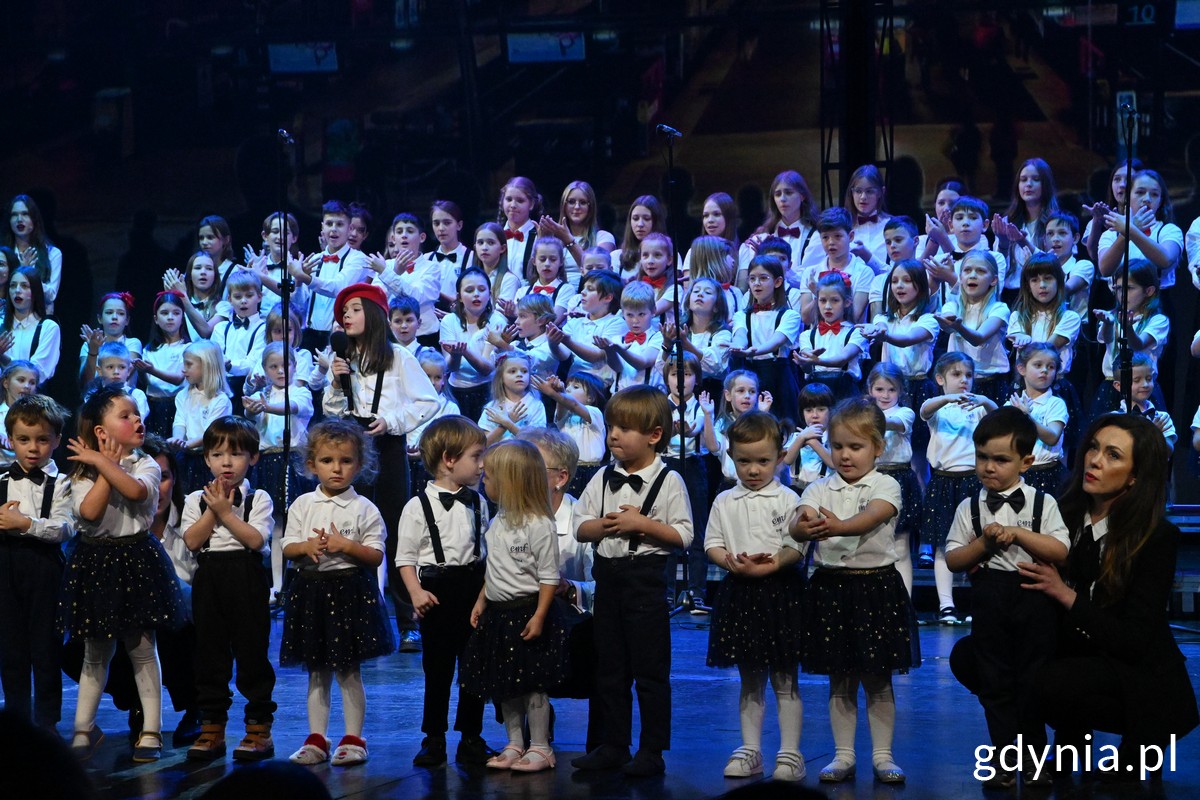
[773, 750, 806, 781]
[723, 746, 763, 778]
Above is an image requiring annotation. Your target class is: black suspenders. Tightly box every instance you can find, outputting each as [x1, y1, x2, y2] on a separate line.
[416, 489, 482, 566]
[0, 473, 57, 520]
[598, 467, 672, 554]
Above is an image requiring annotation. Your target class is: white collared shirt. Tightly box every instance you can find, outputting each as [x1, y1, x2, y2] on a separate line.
[283, 486, 384, 571]
[1009, 391, 1068, 464]
[143, 341, 187, 398]
[555, 495, 594, 611]
[560, 312, 627, 386]
[71, 453, 161, 538]
[556, 404, 606, 464]
[1062, 256, 1095, 317]
[211, 314, 267, 377]
[732, 306, 801, 359]
[515, 279, 578, 313]
[478, 393, 548, 440]
[945, 481, 1070, 572]
[513, 333, 557, 379]
[305, 245, 371, 332]
[873, 311, 939, 377]
[173, 387, 233, 441]
[706, 479, 804, 558]
[483, 512, 561, 602]
[926, 401, 988, 470]
[1, 460, 71, 544]
[504, 220, 538, 278]
[612, 329, 665, 392]
[377, 258, 442, 335]
[440, 310, 509, 388]
[573, 456, 694, 559]
[322, 343, 439, 436]
[941, 298, 1011, 375]
[396, 483, 490, 568]
[181, 480, 274, 554]
[1006, 308, 1081, 373]
[249, 384, 314, 448]
[664, 395, 706, 458]
[9, 314, 61, 381]
[879, 405, 915, 464]
[407, 396, 460, 456]
[800, 470, 901, 568]
[1099, 220, 1183, 288]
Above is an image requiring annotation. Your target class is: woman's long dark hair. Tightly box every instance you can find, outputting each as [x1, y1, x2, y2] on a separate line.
[1058, 414, 1168, 604]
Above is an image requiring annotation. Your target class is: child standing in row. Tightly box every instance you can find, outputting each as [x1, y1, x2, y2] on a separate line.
[172, 340, 233, 493]
[921, 352, 996, 623]
[181, 416, 277, 762]
[868, 364, 920, 596]
[135, 291, 189, 439]
[0, 396, 72, 730]
[793, 397, 919, 784]
[461, 440, 567, 772]
[706, 411, 806, 782]
[63, 387, 188, 762]
[480, 352, 546, 444]
[733, 256, 800, 425]
[572, 386, 694, 777]
[936, 251, 1010, 405]
[397, 416, 496, 767]
[1007, 344, 1068, 494]
[281, 420, 395, 767]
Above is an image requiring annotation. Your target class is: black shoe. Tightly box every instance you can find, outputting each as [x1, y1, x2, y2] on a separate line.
[571, 744, 632, 770]
[172, 708, 204, 749]
[412, 735, 447, 767]
[621, 749, 665, 778]
[1023, 765, 1054, 788]
[127, 706, 144, 745]
[982, 769, 1016, 790]
[456, 734, 498, 765]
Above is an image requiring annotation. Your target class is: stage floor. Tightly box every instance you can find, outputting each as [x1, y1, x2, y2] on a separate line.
[50, 612, 1200, 800]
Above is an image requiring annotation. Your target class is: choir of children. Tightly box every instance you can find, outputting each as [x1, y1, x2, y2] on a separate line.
[5, 153, 1198, 788]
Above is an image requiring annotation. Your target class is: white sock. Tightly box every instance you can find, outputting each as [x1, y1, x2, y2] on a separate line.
[526, 692, 551, 750]
[307, 670, 332, 738]
[270, 521, 284, 593]
[126, 631, 162, 736]
[501, 697, 525, 749]
[828, 673, 859, 765]
[934, 548, 955, 609]
[737, 666, 767, 751]
[862, 673, 897, 768]
[74, 639, 117, 739]
[893, 533, 913, 597]
[338, 668, 366, 738]
[771, 668, 803, 754]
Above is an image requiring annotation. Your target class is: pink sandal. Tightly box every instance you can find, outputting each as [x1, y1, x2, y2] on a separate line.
[486, 745, 525, 769]
[511, 745, 556, 772]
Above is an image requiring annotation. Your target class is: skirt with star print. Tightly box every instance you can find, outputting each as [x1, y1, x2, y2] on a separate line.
[280, 567, 395, 672]
[706, 567, 805, 670]
[801, 565, 920, 675]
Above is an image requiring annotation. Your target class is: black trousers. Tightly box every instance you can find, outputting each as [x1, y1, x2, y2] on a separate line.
[592, 554, 672, 753]
[950, 570, 1056, 751]
[417, 564, 486, 736]
[664, 455, 709, 599]
[361, 434, 416, 632]
[0, 537, 63, 727]
[192, 552, 276, 725]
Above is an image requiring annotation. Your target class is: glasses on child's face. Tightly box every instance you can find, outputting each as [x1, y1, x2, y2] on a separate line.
[851, 187, 879, 197]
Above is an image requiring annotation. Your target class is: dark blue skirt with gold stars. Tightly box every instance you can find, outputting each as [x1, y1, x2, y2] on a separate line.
[707, 567, 804, 670]
[460, 594, 567, 702]
[280, 567, 395, 672]
[801, 565, 920, 675]
[59, 532, 188, 641]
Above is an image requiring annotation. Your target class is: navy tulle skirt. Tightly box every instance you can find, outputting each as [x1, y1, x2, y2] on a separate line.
[280, 568, 395, 672]
[707, 568, 805, 670]
[59, 533, 188, 641]
[801, 566, 920, 675]
[460, 595, 568, 702]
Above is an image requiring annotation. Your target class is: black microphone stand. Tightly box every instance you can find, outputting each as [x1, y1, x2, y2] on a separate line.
[1117, 108, 1136, 414]
[658, 125, 693, 618]
[275, 129, 296, 615]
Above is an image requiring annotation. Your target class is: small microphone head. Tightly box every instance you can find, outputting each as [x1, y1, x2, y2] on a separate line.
[330, 330, 350, 357]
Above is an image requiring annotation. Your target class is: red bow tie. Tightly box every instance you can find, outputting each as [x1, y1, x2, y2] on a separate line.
[778, 226, 801, 239]
[819, 269, 853, 288]
[752, 303, 774, 312]
[505, 229, 525, 242]
[856, 214, 878, 226]
[322, 254, 341, 264]
[404, 264, 415, 274]
[817, 320, 843, 335]
[642, 275, 668, 290]
[623, 331, 647, 345]
[1141, 227, 1152, 236]
[720, 282, 732, 290]
[532, 284, 555, 294]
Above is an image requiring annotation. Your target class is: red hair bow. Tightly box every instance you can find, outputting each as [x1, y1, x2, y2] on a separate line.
[818, 270, 852, 289]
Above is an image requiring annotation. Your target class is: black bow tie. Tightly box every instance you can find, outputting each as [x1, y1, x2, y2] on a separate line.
[439, 488, 476, 511]
[606, 471, 644, 494]
[952, 251, 967, 261]
[8, 465, 44, 485]
[434, 251, 458, 263]
[985, 489, 1025, 515]
[232, 316, 251, 329]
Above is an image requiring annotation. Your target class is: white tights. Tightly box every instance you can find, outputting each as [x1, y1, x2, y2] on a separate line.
[738, 666, 803, 754]
[307, 667, 366, 738]
[74, 632, 161, 741]
[501, 692, 552, 750]
[934, 547, 955, 609]
[828, 672, 898, 769]
[893, 532, 913, 597]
